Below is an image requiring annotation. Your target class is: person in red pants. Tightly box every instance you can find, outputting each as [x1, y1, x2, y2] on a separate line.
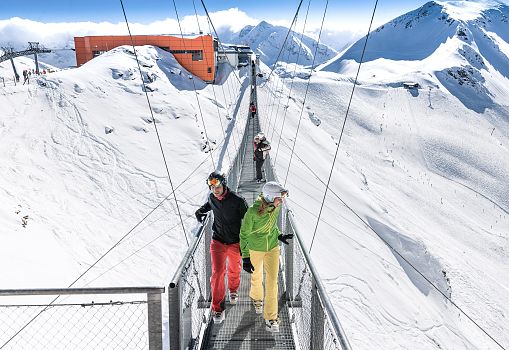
[195, 172, 248, 324]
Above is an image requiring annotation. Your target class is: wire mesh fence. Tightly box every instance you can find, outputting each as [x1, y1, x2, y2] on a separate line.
[0, 288, 164, 350]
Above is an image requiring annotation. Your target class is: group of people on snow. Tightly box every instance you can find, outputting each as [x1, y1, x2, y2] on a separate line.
[194, 100, 291, 333]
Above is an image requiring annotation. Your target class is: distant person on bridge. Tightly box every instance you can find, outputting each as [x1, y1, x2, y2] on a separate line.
[253, 133, 271, 183]
[240, 181, 293, 333]
[195, 172, 248, 324]
[249, 102, 257, 118]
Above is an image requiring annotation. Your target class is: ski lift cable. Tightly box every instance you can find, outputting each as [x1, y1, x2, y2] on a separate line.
[191, 0, 234, 165]
[283, 0, 329, 187]
[171, 0, 216, 171]
[270, 122, 507, 350]
[274, 0, 312, 165]
[260, 0, 304, 87]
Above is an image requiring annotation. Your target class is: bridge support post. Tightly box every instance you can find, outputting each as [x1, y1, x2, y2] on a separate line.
[205, 218, 212, 303]
[168, 283, 182, 350]
[310, 282, 325, 350]
[147, 292, 163, 350]
[284, 210, 294, 301]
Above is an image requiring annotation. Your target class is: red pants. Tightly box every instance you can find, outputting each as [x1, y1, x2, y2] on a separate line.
[210, 239, 241, 312]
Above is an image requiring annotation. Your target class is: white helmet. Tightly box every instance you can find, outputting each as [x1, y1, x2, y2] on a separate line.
[256, 132, 266, 141]
[262, 181, 288, 202]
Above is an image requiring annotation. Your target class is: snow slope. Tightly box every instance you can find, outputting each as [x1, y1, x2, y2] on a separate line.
[0, 45, 250, 289]
[320, 1, 509, 113]
[253, 1, 509, 348]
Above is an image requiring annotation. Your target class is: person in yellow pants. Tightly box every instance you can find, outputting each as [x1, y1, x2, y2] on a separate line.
[240, 181, 293, 333]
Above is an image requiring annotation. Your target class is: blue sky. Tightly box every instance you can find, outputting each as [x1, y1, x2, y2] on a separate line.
[2, 0, 430, 25]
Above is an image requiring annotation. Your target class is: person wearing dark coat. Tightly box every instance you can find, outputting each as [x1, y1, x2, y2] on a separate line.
[249, 102, 257, 118]
[195, 172, 248, 324]
[253, 133, 271, 183]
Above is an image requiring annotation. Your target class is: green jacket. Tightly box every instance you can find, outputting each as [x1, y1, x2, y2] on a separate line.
[240, 198, 281, 258]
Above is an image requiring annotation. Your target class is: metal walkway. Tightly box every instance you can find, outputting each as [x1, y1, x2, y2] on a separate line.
[202, 108, 296, 349]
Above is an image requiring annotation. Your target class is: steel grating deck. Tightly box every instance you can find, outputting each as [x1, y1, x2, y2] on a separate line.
[202, 95, 296, 350]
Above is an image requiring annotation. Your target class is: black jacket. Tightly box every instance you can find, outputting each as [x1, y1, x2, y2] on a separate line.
[254, 141, 270, 161]
[195, 187, 248, 244]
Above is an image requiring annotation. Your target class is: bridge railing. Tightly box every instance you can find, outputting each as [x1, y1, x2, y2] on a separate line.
[264, 156, 352, 350]
[168, 90, 252, 350]
[0, 287, 164, 350]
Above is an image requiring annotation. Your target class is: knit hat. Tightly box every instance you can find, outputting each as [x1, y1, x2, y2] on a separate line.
[262, 181, 288, 203]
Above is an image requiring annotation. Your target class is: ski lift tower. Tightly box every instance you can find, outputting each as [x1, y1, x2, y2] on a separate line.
[0, 42, 51, 79]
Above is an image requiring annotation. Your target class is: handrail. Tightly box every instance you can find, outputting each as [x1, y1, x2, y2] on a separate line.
[287, 212, 353, 350]
[0, 287, 165, 296]
[169, 215, 210, 289]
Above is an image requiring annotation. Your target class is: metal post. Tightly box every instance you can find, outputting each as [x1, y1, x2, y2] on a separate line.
[310, 281, 325, 350]
[34, 52, 39, 75]
[147, 292, 163, 350]
[285, 211, 294, 301]
[168, 283, 181, 350]
[205, 219, 212, 303]
[9, 57, 19, 82]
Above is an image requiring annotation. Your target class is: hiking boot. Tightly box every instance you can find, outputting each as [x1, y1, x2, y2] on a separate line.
[229, 291, 239, 305]
[212, 310, 225, 324]
[265, 319, 280, 332]
[252, 299, 263, 314]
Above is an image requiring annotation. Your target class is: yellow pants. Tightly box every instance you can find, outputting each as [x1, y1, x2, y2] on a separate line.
[249, 246, 280, 320]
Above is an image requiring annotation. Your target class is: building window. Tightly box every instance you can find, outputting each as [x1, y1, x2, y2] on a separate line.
[207, 67, 212, 73]
[192, 51, 203, 61]
[92, 50, 107, 58]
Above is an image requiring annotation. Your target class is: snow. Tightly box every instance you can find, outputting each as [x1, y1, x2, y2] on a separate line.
[1, 1, 509, 349]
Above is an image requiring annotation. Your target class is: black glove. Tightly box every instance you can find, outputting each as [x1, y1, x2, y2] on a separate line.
[195, 212, 207, 224]
[278, 234, 294, 245]
[242, 257, 255, 274]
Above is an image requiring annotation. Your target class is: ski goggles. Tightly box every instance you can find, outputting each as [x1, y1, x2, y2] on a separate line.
[207, 178, 223, 188]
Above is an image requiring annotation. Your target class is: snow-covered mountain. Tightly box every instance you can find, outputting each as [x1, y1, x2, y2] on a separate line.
[228, 20, 337, 68]
[1, 1, 509, 349]
[320, 0, 509, 113]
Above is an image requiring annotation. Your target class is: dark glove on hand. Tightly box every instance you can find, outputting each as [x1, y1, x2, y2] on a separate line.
[278, 234, 294, 245]
[242, 257, 255, 274]
[195, 213, 206, 224]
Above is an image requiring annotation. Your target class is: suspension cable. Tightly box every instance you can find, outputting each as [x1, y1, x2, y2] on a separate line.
[191, 0, 233, 165]
[260, 0, 304, 87]
[171, 0, 216, 170]
[267, 4, 309, 143]
[270, 122, 507, 350]
[283, 0, 329, 186]
[202, 6, 245, 149]
[274, 0, 312, 164]
[265, 17, 300, 136]
[308, 0, 374, 254]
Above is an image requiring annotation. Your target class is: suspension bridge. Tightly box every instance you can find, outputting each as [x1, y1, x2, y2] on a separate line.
[0, 59, 351, 350]
[0, 0, 506, 348]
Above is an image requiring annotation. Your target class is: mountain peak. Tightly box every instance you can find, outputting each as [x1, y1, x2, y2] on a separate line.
[256, 20, 273, 29]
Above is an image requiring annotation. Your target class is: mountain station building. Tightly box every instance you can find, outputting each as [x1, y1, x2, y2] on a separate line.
[74, 34, 219, 82]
